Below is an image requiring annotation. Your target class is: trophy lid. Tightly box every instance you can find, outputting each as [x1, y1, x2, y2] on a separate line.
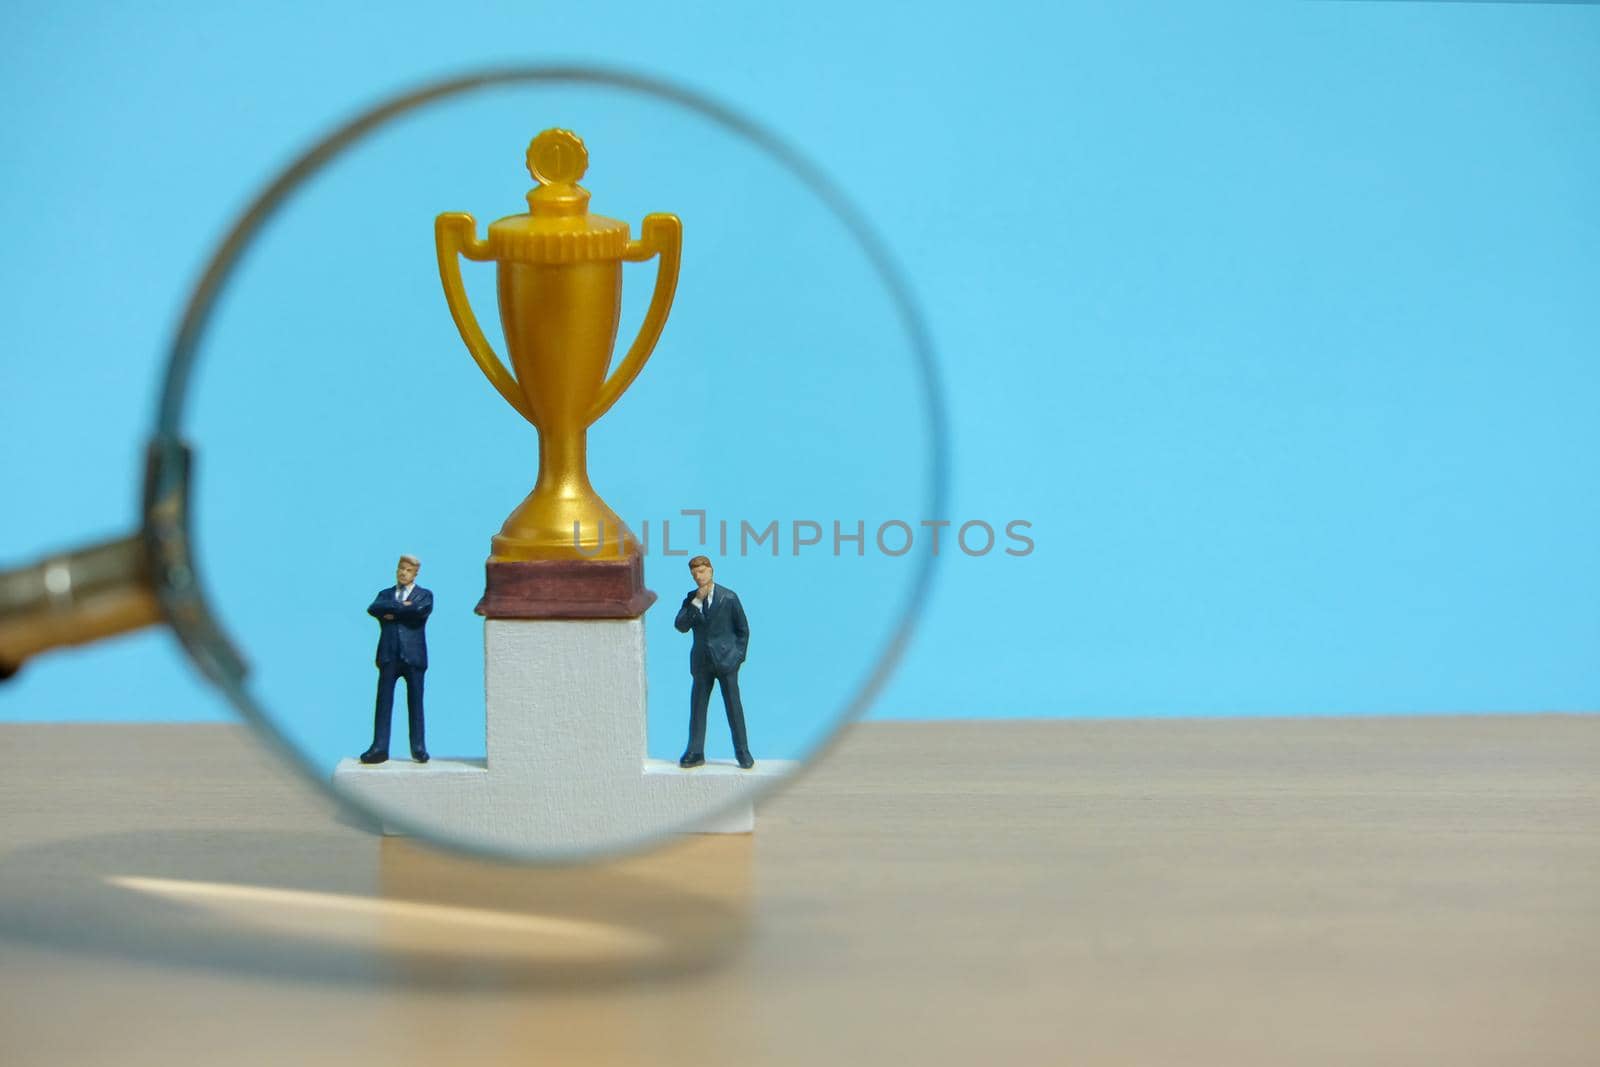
[484, 129, 630, 264]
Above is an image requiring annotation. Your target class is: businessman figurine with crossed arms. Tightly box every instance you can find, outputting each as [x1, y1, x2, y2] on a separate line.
[359, 554, 432, 765]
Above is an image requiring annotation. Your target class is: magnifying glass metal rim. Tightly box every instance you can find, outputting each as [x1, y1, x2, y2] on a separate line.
[24, 64, 951, 864]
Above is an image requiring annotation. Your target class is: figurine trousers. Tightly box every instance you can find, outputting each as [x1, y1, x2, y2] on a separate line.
[686, 669, 748, 758]
[372, 662, 426, 755]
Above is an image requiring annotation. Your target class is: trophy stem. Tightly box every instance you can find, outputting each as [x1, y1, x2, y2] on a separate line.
[490, 423, 635, 562]
[533, 424, 594, 500]
[481, 420, 656, 618]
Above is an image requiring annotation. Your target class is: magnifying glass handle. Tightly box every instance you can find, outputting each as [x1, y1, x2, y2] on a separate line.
[0, 533, 161, 679]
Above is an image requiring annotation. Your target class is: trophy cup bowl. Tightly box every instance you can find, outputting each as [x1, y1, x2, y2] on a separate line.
[436, 129, 681, 616]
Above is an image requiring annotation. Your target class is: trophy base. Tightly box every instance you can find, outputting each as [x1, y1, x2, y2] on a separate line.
[475, 555, 656, 619]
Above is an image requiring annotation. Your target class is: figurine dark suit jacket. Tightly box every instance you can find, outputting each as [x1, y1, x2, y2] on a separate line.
[674, 585, 748, 677]
[368, 585, 432, 667]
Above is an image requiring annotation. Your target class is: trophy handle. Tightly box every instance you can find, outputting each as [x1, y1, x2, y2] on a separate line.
[434, 212, 534, 423]
[586, 213, 682, 427]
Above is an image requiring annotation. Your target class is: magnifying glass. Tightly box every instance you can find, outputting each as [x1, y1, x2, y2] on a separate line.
[0, 66, 947, 862]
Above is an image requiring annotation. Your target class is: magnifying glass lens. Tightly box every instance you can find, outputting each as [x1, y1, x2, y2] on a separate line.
[180, 77, 940, 861]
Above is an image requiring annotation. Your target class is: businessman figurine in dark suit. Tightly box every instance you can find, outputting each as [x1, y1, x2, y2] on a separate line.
[674, 555, 754, 769]
[359, 554, 433, 765]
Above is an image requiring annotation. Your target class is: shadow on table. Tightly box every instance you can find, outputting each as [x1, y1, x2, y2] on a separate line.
[0, 828, 752, 990]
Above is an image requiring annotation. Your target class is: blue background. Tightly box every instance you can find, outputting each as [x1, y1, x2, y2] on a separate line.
[3, 1, 1597, 762]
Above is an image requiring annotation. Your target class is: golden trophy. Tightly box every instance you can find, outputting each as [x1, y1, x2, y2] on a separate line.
[436, 129, 680, 617]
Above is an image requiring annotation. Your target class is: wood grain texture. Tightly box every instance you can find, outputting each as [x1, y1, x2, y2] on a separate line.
[0, 716, 1595, 1066]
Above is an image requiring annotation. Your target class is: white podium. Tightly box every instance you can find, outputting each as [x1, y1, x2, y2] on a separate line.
[333, 618, 793, 854]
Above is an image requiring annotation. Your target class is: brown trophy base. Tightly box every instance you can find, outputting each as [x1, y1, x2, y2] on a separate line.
[475, 554, 657, 620]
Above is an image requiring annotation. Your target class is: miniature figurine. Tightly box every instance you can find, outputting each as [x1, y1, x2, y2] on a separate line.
[674, 555, 754, 769]
[359, 554, 432, 764]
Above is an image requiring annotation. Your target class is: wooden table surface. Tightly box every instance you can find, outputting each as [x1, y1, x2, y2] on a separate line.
[0, 717, 1595, 1066]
